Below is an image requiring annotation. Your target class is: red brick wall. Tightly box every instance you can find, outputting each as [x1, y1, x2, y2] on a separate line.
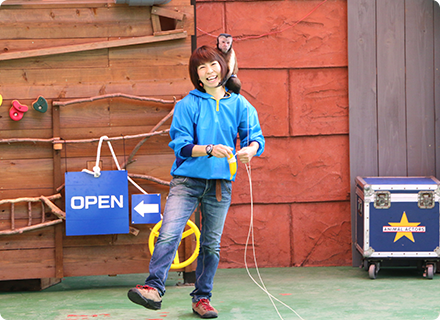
[196, 0, 351, 267]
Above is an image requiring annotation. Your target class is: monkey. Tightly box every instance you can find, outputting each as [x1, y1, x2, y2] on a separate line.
[216, 33, 242, 94]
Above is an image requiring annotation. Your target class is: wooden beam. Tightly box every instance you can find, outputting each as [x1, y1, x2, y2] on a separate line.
[151, 6, 185, 21]
[0, 32, 187, 61]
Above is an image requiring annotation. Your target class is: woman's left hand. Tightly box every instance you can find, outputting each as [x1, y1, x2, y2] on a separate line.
[236, 142, 259, 164]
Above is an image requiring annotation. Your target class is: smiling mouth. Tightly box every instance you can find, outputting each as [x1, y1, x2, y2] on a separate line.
[207, 75, 218, 81]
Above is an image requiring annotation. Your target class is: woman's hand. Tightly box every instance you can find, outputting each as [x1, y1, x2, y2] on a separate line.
[236, 142, 259, 164]
[211, 144, 233, 158]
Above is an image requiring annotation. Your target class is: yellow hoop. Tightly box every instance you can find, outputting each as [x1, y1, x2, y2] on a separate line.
[149, 219, 201, 270]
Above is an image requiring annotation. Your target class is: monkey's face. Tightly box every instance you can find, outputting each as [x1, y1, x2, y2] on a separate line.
[217, 35, 232, 54]
[197, 61, 222, 89]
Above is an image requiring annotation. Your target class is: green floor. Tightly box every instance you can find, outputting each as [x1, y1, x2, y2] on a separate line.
[1, 266, 440, 320]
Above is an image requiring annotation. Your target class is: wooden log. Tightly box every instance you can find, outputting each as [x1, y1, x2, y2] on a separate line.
[40, 196, 65, 220]
[128, 173, 170, 186]
[53, 93, 176, 107]
[41, 202, 45, 223]
[0, 129, 169, 145]
[0, 219, 63, 236]
[28, 202, 32, 226]
[0, 194, 62, 205]
[11, 204, 15, 230]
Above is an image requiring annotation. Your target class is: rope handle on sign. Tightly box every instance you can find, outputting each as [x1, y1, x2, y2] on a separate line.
[81, 135, 147, 195]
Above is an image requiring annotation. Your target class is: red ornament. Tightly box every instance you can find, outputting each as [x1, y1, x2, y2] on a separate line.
[9, 100, 29, 121]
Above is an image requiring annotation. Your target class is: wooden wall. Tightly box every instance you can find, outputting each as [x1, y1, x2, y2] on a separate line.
[348, 0, 440, 265]
[0, 0, 194, 281]
[196, 0, 351, 267]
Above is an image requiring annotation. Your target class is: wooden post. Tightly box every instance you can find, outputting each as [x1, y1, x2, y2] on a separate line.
[52, 104, 64, 279]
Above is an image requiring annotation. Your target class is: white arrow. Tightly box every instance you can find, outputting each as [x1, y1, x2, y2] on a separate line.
[134, 200, 159, 217]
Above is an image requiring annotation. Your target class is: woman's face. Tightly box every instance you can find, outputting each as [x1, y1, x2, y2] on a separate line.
[197, 60, 222, 90]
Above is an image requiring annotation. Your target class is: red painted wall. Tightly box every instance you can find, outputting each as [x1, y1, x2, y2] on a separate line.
[195, 0, 351, 267]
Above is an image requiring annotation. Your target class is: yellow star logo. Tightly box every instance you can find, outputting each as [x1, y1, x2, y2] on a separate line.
[388, 212, 421, 242]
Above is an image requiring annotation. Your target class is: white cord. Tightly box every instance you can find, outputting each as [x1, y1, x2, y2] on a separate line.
[82, 135, 148, 195]
[244, 162, 305, 320]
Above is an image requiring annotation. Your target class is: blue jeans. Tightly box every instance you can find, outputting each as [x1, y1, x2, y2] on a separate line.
[145, 176, 232, 302]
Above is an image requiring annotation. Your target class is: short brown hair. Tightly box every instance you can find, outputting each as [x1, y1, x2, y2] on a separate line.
[189, 45, 228, 92]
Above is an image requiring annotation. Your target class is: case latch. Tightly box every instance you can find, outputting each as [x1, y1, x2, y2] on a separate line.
[418, 191, 435, 209]
[374, 191, 391, 209]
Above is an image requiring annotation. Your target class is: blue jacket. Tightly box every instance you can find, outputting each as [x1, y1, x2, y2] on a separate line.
[169, 89, 265, 181]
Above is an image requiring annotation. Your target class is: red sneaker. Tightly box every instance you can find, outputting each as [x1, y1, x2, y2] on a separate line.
[128, 285, 162, 310]
[192, 298, 218, 318]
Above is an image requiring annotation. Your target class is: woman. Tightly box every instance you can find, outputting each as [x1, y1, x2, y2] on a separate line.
[127, 45, 265, 318]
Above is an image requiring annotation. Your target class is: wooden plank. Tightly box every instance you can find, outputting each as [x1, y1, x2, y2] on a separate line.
[151, 6, 185, 21]
[0, 143, 52, 161]
[0, 65, 188, 86]
[347, 0, 377, 266]
[0, 32, 187, 61]
[0, 248, 56, 280]
[0, 80, 191, 101]
[0, 128, 53, 139]
[435, 2, 440, 178]
[151, 13, 162, 34]
[63, 224, 152, 247]
[0, 48, 109, 70]
[0, 38, 106, 52]
[2, 0, 190, 7]
[2, 0, 110, 7]
[1, 158, 53, 190]
[0, 22, 154, 40]
[55, 223, 64, 278]
[405, 0, 435, 176]
[63, 244, 151, 277]
[0, 7, 151, 23]
[376, 0, 406, 175]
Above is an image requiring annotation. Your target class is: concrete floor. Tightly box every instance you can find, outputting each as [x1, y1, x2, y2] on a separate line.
[1, 266, 440, 320]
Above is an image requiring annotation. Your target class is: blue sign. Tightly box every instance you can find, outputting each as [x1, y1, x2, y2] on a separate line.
[65, 170, 130, 236]
[131, 194, 161, 224]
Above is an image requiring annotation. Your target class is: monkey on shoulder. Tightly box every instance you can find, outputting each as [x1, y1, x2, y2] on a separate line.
[216, 33, 242, 94]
